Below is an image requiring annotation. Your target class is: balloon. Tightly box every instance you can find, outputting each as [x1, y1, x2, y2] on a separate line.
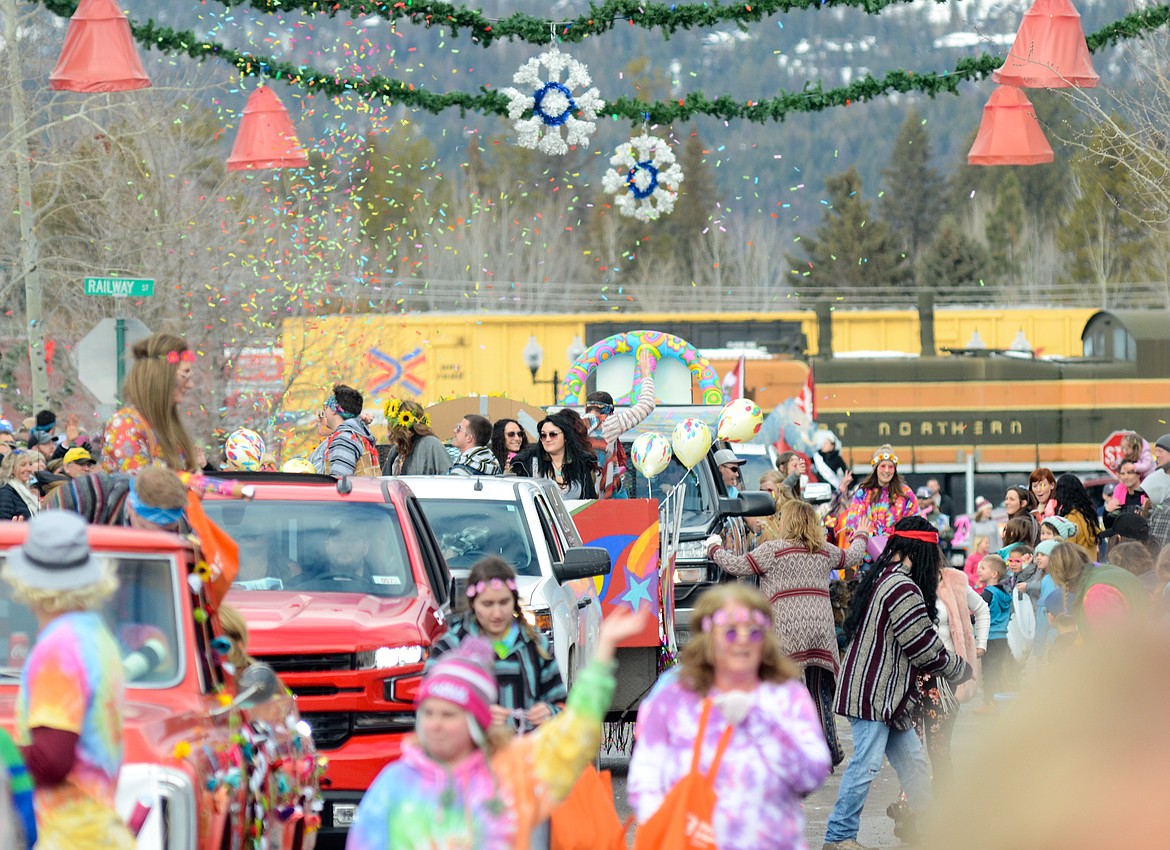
[281, 458, 317, 474]
[631, 432, 672, 478]
[717, 398, 764, 443]
[671, 418, 713, 470]
[225, 428, 265, 471]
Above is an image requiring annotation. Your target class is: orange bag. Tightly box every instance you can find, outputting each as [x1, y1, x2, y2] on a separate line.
[550, 763, 632, 850]
[184, 490, 239, 610]
[632, 699, 734, 850]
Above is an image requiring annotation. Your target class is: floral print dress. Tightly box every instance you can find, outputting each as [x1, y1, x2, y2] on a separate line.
[627, 670, 832, 850]
[100, 407, 183, 473]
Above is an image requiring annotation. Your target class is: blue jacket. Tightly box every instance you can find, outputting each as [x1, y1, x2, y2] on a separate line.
[981, 584, 1012, 640]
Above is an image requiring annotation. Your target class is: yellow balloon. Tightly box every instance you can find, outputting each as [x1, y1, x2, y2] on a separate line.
[671, 418, 713, 470]
[716, 398, 764, 443]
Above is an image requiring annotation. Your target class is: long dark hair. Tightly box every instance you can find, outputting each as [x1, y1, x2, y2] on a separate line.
[1054, 473, 1099, 531]
[841, 515, 943, 645]
[534, 409, 598, 498]
[490, 418, 528, 469]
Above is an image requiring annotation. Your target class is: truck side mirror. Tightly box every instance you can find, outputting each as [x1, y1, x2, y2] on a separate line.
[553, 546, 611, 583]
[718, 491, 777, 518]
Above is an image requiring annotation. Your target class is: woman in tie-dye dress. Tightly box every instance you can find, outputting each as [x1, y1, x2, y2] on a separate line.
[2, 511, 133, 850]
[627, 585, 832, 850]
[843, 445, 919, 544]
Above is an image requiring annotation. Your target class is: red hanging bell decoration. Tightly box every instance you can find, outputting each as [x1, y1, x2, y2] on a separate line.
[49, 0, 151, 93]
[968, 86, 1055, 167]
[992, 0, 1099, 89]
[226, 86, 310, 172]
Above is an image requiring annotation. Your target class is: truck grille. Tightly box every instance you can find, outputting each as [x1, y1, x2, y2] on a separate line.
[255, 652, 355, 673]
[301, 712, 353, 749]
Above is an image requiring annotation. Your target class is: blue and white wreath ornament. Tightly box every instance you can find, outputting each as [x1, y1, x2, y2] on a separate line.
[502, 47, 603, 155]
[602, 134, 685, 222]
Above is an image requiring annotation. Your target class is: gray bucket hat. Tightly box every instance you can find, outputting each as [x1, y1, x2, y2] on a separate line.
[4, 510, 103, 590]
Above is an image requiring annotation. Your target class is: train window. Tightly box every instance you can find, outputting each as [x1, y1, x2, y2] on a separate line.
[1114, 326, 1136, 361]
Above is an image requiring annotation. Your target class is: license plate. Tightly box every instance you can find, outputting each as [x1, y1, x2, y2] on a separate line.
[332, 803, 357, 827]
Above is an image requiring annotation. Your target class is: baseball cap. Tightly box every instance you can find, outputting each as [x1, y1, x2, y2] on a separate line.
[713, 449, 743, 467]
[1100, 512, 1150, 542]
[0, 418, 12, 435]
[62, 447, 95, 466]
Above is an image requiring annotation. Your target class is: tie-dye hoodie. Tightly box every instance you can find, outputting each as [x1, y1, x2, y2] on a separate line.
[346, 657, 614, 850]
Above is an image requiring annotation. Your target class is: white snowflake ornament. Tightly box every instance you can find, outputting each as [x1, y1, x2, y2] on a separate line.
[601, 133, 685, 222]
[502, 46, 603, 156]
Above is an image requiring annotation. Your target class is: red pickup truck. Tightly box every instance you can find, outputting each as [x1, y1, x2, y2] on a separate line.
[0, 523, 320, 850]
[202, 473, 454, 843]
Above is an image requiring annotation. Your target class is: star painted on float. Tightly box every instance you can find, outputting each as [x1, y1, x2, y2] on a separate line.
[620, 569, 654, 612]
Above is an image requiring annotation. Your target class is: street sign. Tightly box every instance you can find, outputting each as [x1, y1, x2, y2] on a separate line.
[84, 276, 155, 298]
[75, 318, 151, 405]
[1101, 430, 1129, 478]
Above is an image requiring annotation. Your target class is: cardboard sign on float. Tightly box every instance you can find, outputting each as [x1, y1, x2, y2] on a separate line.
[424, 396, 547, 439]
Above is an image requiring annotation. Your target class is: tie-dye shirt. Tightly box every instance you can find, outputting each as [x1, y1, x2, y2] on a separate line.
[627, 670, 832, 850]
[346, 658, 614, 850]
[16, 611, 126, 821]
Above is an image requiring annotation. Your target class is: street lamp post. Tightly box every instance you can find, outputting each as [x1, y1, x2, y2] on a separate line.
[522, 336, 559, 406]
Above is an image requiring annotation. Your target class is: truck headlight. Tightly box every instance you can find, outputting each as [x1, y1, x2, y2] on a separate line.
[522, 607, 553, 634]
[675, 567, 707, 584]
[357, 645, 426, 669]
[115, 763, 196, 850]
[675, 539, 710, 561]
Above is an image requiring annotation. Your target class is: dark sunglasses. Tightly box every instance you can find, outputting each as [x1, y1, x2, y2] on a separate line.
[539, 430, 561, 440]
[504, 430, 523, 438]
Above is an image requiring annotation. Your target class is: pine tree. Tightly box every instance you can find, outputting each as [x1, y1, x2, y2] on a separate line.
[1058, 123, 1154, 304]
[786, 166, 911, 298]
[880, 108, 946, 262]
[985, 173, 1025, 287]
[920, 217, 992, 301]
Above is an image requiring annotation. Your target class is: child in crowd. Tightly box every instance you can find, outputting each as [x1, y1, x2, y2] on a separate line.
[964, 535, 990, 589]
[1007, 545, 1040, 601]
[1039, 515, 1077, 543]
[1002, 515, 1037, 548]
[1041, 589, 1078, 659]
[977, 554, 1012, 712]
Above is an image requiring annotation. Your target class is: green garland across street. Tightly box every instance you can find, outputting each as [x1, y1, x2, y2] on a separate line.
[33, 1, 1170, 124]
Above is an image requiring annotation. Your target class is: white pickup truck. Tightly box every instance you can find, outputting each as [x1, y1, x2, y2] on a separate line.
[400, 475, 610, 688]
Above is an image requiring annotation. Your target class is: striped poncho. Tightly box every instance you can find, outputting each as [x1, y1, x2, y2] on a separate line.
[835, 563, 969, 729]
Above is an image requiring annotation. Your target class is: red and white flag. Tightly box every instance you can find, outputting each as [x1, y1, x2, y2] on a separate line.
[721, 356, 746, 400]
[795, 364, 816, 424]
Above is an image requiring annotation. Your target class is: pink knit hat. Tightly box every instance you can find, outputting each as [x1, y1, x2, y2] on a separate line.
[416, 637, 498, 731]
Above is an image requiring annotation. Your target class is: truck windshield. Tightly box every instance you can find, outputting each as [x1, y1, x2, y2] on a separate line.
[0, 554, 182, 687]
[414, 498, 540, 576]
[630, 457, 716, 527]
[203, 501, 415, 597]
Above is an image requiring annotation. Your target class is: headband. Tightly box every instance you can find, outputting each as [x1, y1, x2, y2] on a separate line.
[466, 577, 518, 598]
[128, 478, 185, 528]
[165, 350, 196, 365]
[872, 450, 899, 467]
[324, 395, 358, 420]
[890, 529, 939, 543]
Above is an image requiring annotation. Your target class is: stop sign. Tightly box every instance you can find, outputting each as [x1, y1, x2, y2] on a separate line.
[1101, 430, 1129, 478]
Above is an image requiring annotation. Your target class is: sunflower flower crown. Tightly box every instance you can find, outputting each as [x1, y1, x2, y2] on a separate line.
[383, 397, 431, 430]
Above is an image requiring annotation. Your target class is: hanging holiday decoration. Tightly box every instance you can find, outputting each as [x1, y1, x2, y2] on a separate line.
[34, 2, 1169, 123]
[601, 134, 685, 222]
[992, 0, 1099, 89]
[49, 0, 151, 93]
[501, 46, 603, 155]
[967, 86, 1055, 166]
[226, 85, 309, 172]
